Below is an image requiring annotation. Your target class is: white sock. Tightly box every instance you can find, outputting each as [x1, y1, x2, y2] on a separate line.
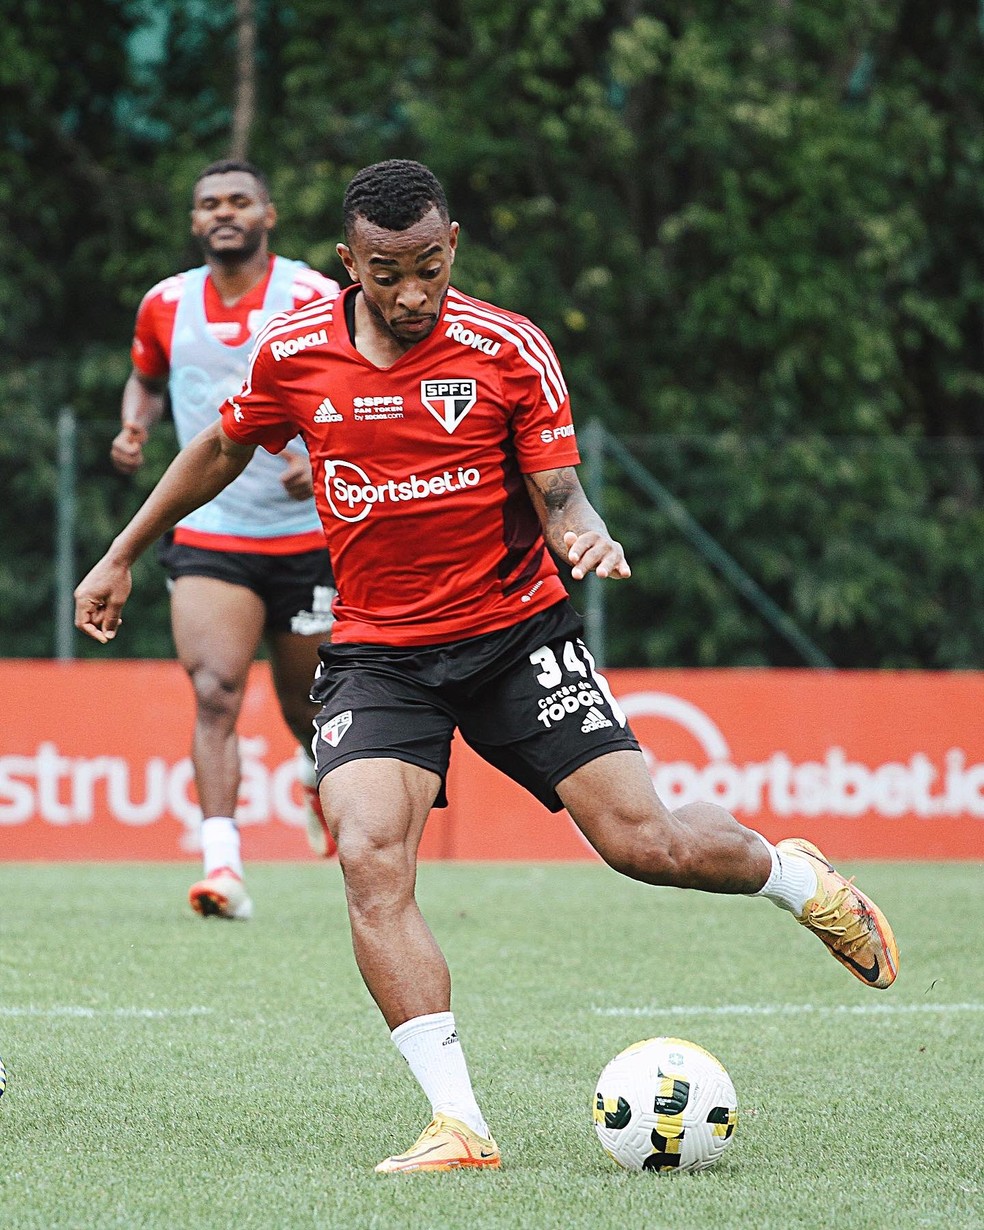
[751, 833, 818, 915]
[200, 816, 243, 877]
[391, 1012, 491, 1139]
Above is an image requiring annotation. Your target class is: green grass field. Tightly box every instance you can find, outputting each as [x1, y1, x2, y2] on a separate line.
[0, 861, 982, 1229]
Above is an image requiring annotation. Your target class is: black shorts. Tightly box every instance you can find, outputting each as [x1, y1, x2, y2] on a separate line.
[310, 600, 640, 811]
[157, 534, 335, 636]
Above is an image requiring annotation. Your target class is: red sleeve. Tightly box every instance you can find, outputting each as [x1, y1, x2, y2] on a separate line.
[219, 338, 298, 455]
[500, 320, 581, 473]
[130, 288, 173, 380]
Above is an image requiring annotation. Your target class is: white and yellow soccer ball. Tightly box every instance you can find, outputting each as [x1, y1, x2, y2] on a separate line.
[593, 1036, 738, 1173]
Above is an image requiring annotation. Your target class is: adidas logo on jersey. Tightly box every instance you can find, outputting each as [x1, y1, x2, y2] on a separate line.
[581, 707, 613, 733]
[314, 397, 343, 423]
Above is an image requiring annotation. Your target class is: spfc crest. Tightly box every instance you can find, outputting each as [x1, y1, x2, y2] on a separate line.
[420, 379, 477, 434]
[320, 709, 353, 747]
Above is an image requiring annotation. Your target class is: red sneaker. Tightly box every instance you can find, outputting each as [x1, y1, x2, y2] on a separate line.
[188, 867, 253, 920]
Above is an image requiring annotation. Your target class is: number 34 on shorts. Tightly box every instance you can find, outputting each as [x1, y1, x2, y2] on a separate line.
[529, 639, 626, 732]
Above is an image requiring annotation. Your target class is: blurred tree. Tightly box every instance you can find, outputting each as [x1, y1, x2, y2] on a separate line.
[2, 0, 984, 666]
[0, 0, 138, 356]
[230, 0, 258, 158]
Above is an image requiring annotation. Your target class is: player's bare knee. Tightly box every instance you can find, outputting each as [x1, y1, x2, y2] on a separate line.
[335, 824, 413, 901]
[592, 812, 685, 885]
[188, 667, 242, 727]
[603, 840, 680, 885]
[341, 852, 415, 928]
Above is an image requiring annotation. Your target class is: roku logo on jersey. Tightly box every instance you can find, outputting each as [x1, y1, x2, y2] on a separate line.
[269, 329, 328, 361]
[323, 458, 481, 523]
[445, 322, 502, 355]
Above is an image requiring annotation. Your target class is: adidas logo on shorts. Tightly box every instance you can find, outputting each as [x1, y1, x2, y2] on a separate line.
[581, 706, 613, 733]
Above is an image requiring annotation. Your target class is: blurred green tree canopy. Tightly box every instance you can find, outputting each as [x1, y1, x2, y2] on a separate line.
[2, 0, 984, 665]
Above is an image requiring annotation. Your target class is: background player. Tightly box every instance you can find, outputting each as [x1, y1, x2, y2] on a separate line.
[110, 159, 339, 920]
[78, 159, 898, 1169]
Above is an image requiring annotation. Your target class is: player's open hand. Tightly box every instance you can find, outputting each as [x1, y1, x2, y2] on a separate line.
[563, 531, 631, 582]
[110, 423, 148, 475]
[74, 558, 132, 643]
[280, 449, 315, 501]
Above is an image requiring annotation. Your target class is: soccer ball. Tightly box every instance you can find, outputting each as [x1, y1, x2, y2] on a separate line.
[0, 1053, 5, 1099]
[593, 1036, 738, 1173]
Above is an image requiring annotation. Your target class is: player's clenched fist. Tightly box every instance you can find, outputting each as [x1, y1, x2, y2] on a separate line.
[74, 557, 131, 643]
[563, 530, 631, 582]
[110, 423, 148, 475]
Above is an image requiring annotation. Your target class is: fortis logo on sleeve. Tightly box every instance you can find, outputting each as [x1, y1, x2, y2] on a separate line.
[540, 423, 575, 444]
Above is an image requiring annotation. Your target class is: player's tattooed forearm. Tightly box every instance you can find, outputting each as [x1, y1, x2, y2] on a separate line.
[537, 468, 578, 512]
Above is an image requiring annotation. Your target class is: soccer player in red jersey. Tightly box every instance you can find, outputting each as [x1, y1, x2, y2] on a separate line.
[77, 160, 898, 1170]
[110, 160, 340, 920]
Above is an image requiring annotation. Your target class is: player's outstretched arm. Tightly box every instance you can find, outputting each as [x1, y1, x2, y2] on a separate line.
[524, 467, 631, 582]
[75, 421, 256, 643]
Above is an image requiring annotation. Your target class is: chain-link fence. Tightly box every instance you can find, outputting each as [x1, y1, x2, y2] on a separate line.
[3, 406, 984, 668]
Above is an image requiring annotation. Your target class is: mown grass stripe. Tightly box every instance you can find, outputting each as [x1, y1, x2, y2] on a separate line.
[0, 1006, 212, 1018]
[593, 1002, 984, 1017]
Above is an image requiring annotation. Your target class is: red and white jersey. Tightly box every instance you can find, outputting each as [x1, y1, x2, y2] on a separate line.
[220, 283, 581, 645]
[131, 256, 338, 377]
[131, 255, 339, 552]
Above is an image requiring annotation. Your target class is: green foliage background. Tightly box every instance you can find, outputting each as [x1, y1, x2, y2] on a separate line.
[3, 0, 984, 665]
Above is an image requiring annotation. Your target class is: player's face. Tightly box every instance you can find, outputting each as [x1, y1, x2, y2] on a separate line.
[337, 208, 458, 346]
[191, 172, 276, 262]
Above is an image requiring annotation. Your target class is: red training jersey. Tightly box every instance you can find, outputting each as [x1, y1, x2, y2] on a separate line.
[220, 284, 581, 645]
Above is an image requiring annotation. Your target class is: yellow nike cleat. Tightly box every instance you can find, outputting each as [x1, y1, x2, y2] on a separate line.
[778, 838, 899, 989]
[374, 1114, 501, 1174]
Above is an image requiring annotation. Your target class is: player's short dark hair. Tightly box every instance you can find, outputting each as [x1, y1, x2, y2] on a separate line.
[193, 160, 270, 201]
[342, 160, 449, 239]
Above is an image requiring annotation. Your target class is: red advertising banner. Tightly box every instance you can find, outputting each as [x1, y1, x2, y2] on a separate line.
[1, 661, 982, 860]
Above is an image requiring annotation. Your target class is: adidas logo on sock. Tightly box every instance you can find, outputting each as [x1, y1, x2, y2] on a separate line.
[314, 397, 343, 423]
[581, 707, 613, 733]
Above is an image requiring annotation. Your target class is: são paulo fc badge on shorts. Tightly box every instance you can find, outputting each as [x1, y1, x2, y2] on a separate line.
[320, 710, 353, 747]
